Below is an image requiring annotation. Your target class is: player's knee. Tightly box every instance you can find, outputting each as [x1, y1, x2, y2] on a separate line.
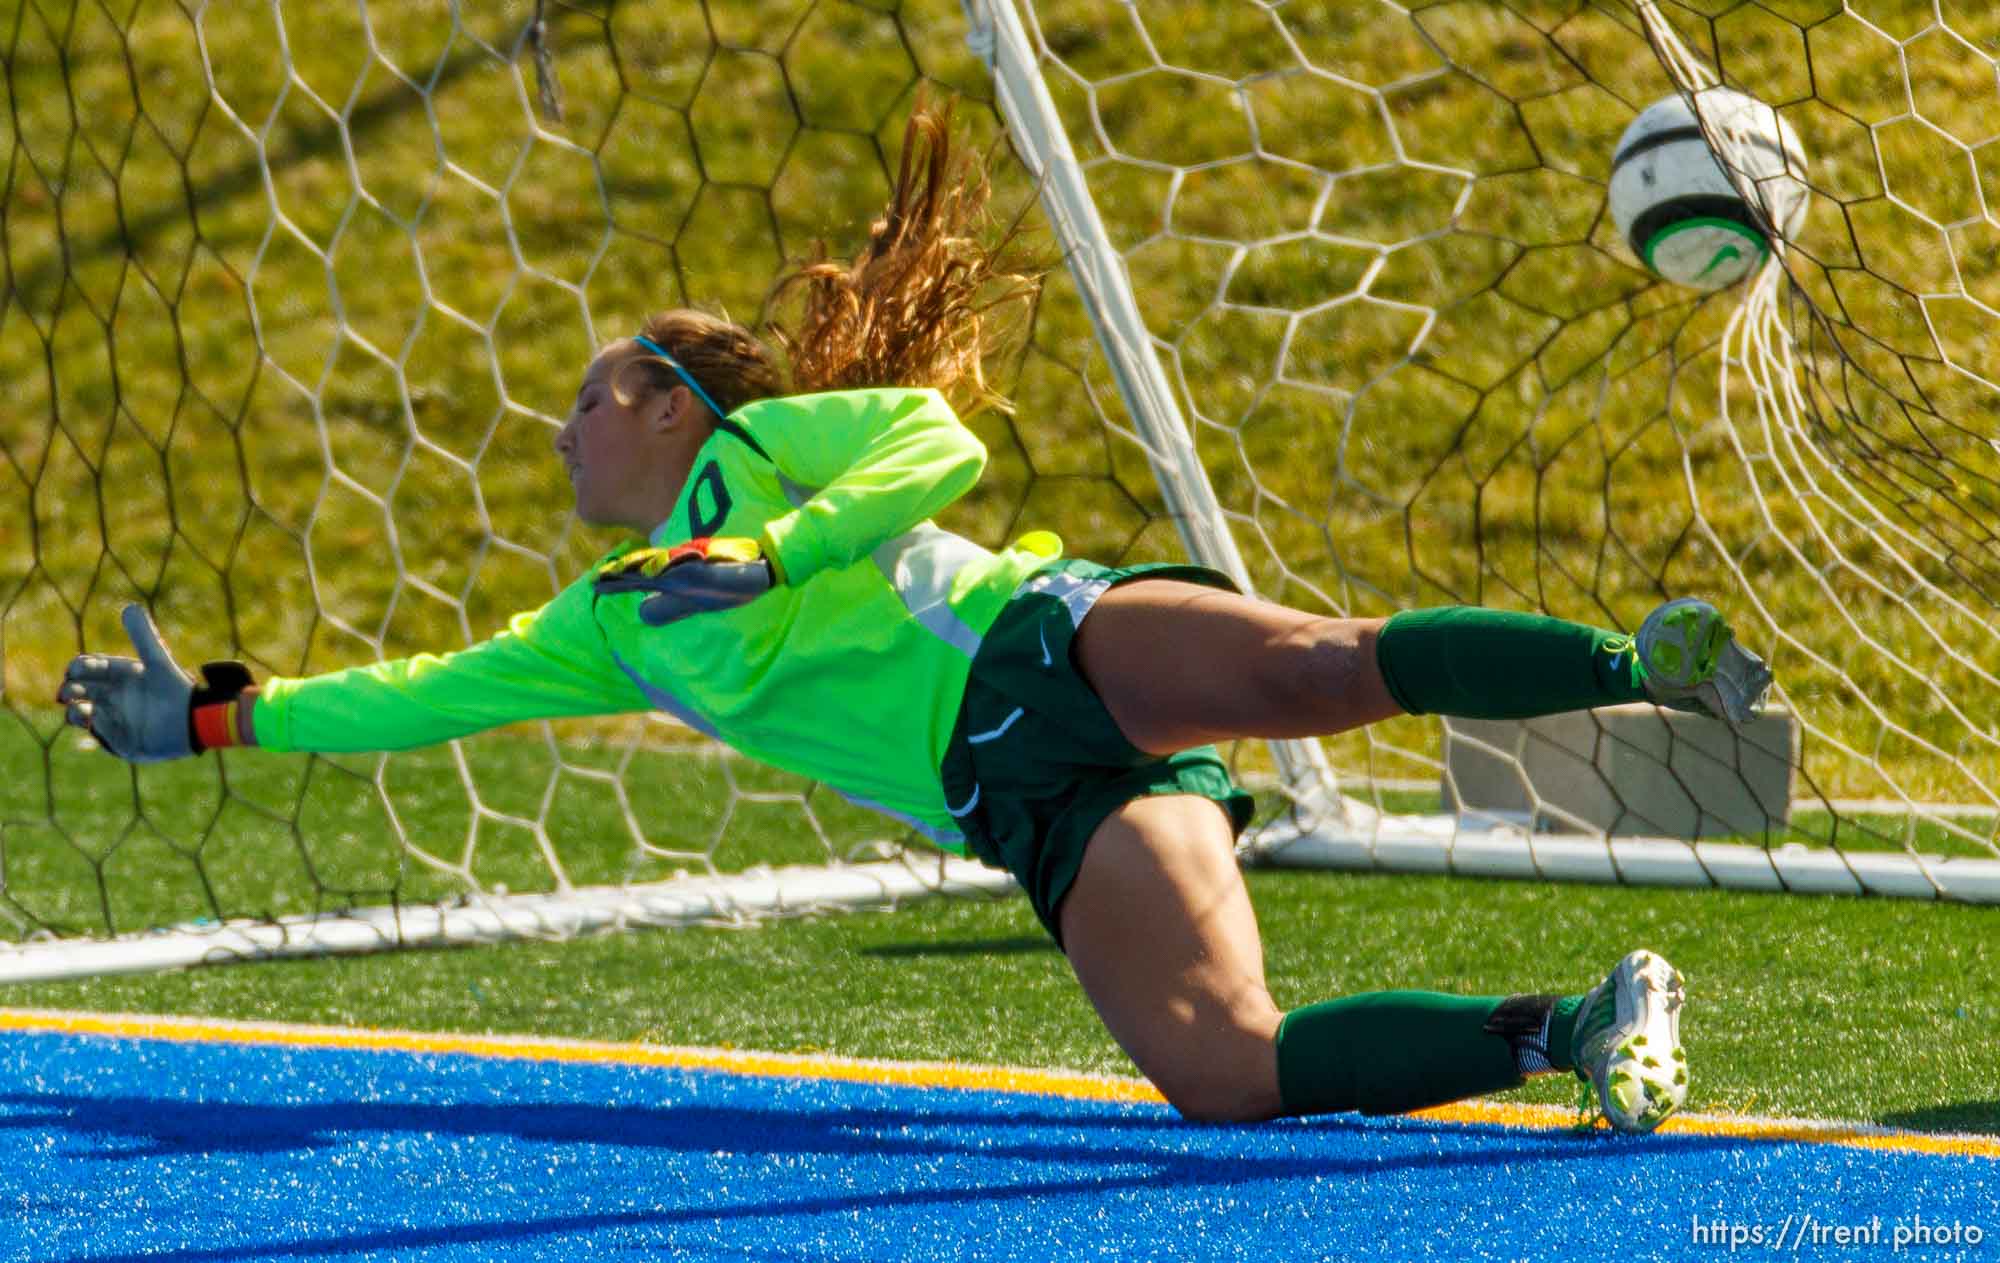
[1155, 1072, 1276, 1123]
[1140, 1011, 1283, 1123]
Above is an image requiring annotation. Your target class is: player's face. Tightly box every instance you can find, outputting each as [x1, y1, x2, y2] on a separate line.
[556, 345, 671, 532]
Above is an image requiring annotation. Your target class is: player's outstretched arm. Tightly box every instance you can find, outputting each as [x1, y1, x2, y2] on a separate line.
[61, 574, 654, 759]
[57, 604, 258, 761]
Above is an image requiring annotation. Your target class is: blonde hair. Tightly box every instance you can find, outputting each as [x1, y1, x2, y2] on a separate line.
[623, 309, 784, 416]
[622, 98, 1043, 420]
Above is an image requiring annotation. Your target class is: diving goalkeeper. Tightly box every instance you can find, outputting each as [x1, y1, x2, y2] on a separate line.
[58, 105, 1770, 1134]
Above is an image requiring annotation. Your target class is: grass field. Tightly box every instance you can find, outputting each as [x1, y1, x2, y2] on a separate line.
[10, 863, 1999, 1132]
[3, 0, 1998, 1144]
[3, 729, 1998, 1134]
[5, 726, 1995, 943]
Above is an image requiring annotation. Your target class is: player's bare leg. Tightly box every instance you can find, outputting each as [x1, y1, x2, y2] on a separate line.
[1075, 580, 1773, 758]
[1059, 789, 1691, 1132]
[1058, 793, 1284, 1122]
[1066, 580, 1709, 1131]
[1072, 580, 1399, 757]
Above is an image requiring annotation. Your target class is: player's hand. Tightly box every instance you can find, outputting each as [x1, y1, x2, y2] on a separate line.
[56, 604, 254, 762]
[592, 537, 777, 627]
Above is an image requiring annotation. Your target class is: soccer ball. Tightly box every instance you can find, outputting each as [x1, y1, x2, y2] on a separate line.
[1608, 88, 1810, 291]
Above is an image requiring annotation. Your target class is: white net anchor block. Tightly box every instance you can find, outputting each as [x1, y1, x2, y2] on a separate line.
[1444, 705, 1797, 842]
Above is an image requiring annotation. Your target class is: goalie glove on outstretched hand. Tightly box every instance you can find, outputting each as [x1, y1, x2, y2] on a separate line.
[56, 604, 255, 762]
[592, 537, 777, 628]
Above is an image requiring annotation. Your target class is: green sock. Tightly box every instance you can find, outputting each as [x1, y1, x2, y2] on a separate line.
[1374, 606, 1646, 719]
[1274, 991, 1523, 1117]
[1547, 994, 1585, 1072]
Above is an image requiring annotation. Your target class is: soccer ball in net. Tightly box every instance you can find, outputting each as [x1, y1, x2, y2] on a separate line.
[1609, 88, 1810, 291]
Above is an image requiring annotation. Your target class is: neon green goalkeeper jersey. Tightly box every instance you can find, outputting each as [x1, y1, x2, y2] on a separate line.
[252, 387, 1063, 852]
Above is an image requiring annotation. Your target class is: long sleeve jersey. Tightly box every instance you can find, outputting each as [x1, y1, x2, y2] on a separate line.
[251, 387, 1062, 852]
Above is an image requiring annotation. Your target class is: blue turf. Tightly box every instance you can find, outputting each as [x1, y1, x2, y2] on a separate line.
[2, 1030, 1994, 1262]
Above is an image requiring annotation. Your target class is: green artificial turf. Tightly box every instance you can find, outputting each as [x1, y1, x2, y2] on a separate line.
[4, 0, 1998, 1146]
[8, 864, 1996, 1133]
[4, 725, 1995, 1135]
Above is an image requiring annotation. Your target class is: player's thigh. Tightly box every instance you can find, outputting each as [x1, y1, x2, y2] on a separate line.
[1057, 792, 1283, 1122]
[1072, 579, 1397, 754]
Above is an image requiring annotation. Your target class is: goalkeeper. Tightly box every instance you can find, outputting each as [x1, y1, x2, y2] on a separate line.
[58, 106, 1769, 1135]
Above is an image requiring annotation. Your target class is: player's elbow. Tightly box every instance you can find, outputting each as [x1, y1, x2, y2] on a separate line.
[942, 409, 988, 489]
[910, 387, 987, 488]
[945, 436, 986, 502]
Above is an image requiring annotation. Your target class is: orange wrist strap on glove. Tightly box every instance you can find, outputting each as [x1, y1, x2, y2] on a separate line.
[190, 670, 257, 752]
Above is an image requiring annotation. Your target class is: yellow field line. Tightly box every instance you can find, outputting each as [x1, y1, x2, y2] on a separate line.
[1404, 1099, 2000, 1160]
[4, 1006, 1994, 1159]
[0, 1006, 1160, 1103]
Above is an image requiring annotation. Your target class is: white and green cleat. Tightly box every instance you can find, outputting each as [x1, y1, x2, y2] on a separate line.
[1571, 948, 1688, 1134]
[1634, 597, 1772, 725]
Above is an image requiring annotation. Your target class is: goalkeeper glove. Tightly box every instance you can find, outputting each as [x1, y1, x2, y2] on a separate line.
[592, 537, 778, 627]
[56, 604, 256, 762]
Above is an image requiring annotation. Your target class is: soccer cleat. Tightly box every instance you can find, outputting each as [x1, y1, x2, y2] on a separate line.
[1571, 949, 1688, 1134]
[1633, 597, 1772, 725]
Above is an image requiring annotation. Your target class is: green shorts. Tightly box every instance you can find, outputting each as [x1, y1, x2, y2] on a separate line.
[938, 557, 1257, 946]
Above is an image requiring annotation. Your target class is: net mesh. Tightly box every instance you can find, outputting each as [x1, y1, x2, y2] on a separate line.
[0, 0, 1046, 947]
[2, 0, 1997, 955]
[995, 0, 1999, 868]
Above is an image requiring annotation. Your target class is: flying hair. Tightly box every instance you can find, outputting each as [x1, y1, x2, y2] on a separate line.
[623, 99, 1044, 422]
[771, 97, 1045, 416]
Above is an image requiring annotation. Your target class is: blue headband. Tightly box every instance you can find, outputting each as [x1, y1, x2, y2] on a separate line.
[632, 334, 729, 420]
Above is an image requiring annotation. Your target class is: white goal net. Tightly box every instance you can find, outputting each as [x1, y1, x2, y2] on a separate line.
[3, 0, 1996, 980]
[964, 0, 2000, 896]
